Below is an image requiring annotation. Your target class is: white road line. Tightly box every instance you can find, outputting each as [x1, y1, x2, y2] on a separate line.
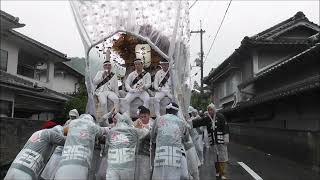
[238, 162, 263, 180]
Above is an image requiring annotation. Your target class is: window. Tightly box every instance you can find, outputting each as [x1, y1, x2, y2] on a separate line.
[0, 100, 13, 117]
[218, 82, 226, 98]
[17, 51, 49, 82]
[226, 76, 233, 96]
[0, 49, 8, 71]
[225, 72, 242, 97]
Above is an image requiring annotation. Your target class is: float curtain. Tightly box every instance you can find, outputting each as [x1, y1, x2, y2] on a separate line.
[70, 0, 191, 116]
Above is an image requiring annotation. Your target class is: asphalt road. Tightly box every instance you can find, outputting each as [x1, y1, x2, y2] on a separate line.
[199, 142, 320, 180]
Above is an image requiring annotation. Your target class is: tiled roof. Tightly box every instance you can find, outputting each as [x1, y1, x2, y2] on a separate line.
[244, 38, 309, 45]
[61, 62, 85, 77]
[220, 74, 320, 113]
[238, 43, 320, 89]
[1, 10, 18, 22]
[204, 12, 319, 84]
[251, 11, 319, 40]
[0, 10, 25, 28]
[0, 71, 71, 102]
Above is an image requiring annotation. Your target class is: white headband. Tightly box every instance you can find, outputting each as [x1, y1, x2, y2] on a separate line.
[160, 61, 169, 64]
[207, 103, 216, 110]
[134, 59, 143, 64]
[166, 103, 179, 111]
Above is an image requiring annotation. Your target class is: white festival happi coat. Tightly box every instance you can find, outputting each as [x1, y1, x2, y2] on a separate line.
[5, 127, 66, 180]
[54, 115, 109, 180]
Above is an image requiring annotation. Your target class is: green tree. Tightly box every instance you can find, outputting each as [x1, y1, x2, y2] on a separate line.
[62, 80, 87, 121]
[190, 91, 211, 111]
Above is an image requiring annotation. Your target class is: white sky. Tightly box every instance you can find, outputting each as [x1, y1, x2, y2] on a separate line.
[1, 0, 319, 83]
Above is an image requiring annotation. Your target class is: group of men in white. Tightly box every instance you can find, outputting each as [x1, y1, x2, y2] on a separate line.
[5, 57, 230, 180]
[5, 101, 230, 180]
[94, 57, 172, 117]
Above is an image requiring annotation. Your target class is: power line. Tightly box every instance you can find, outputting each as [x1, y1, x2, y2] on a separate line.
[204, 0, 232, 63]
[189, 0, 198, 9]
[192, 0, 232, 78]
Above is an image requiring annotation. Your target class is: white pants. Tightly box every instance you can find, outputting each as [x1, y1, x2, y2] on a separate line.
[106, 169, 134, 180]
[214, 144, 229, 162]
[135, 155, 151, 180]
[41, 153, 62, 180]
[152, 156, 189, 180]
[97, 91, 119, 112]
[96, 156, 108, 180]
[4, 168, 32, 180]
[203, 128, 210, 149]
[195, 137, 204, 165]
[124, 91, 150, 112]
[186, 147, 200, 180]
[154, 90, 172, 117]
[152, 166, 181, 180]
[54, 164, 88, 180]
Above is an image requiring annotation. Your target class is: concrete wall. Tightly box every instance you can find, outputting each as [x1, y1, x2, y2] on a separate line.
[226, 89, 320, 169]
[1, 38, 52, 88]
[239, 57, 253, 82]
[0, 117, 42, 166]
[269, 94, 320, 131]
[226, 90, 320, 130]
[213, 71, 242, 108]
[229, 123, 320, 171]
[257, 47, 298, 71]
[1, 38, 81, 94]
[47, 62, 55, 89]
[52, 73, 79, 94]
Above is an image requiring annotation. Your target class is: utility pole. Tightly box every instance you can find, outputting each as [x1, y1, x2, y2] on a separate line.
[191, 20, 205, 94]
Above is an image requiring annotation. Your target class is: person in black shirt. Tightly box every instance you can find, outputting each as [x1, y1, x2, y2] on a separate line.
[191, 103, 230, 180]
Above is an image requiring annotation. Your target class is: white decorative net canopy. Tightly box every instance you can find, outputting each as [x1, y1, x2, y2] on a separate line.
[70, 0, 191, 116]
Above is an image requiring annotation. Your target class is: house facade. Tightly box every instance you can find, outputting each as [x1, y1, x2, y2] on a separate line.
[204, 11, 320, 131]
[0, 10, 84, 120]
[204, 11, 320, 168]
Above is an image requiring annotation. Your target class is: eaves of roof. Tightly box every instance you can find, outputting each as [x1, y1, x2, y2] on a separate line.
[0, 10, 25, 28]
[220, 74, 320, 113]
[204, 37, 311, 85]
[238, 43, 320, 89]
[203, 43, 249, 84]
[250, 11, 319, 41]
[0, 81, 69, 103]
[61, 62, 85, 77]
[204, 12, 319, 84]
[8, 30, 70, 62]
[247, 39, 309, 45]
[0, 71, 71, 102]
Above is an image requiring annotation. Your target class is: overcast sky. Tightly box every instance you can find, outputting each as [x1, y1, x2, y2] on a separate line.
[1, 0, 319, 83]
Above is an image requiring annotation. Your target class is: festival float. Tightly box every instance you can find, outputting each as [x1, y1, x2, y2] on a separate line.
[70, 0, 192, 119]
